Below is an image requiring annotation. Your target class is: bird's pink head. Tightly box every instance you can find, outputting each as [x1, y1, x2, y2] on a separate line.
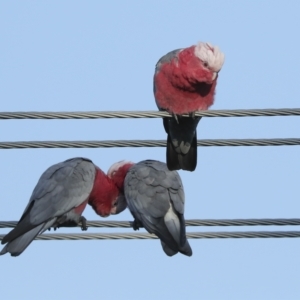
[107, 160, 134, 215]
[88, 167, 127, 218]
[194, 42, 224, 73]
[107, 160, 134, 192]
[179, 41, 225, 84]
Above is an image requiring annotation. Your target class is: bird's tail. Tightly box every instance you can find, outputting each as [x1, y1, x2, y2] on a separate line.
[0, 219, 56, 257]
[162, 207, 193, 257]
[160, 241, 178, 256]
[164, 116, 201, 171]
[178, 239, 193, 257]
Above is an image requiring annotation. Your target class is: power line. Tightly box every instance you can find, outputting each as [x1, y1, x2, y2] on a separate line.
[0, 138, 299, 149]
[1, 231, 300, 241]
[1, 109, 299, 243]
[2, 218, 300, 229]
[1, 108, 300, 120]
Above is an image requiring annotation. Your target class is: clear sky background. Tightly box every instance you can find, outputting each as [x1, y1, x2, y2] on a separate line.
[1, 1, 300, 299]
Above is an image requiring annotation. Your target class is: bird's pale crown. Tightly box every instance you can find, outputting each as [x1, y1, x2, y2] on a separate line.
[194, 42, 225, 72]
[107, 160, 133, 177]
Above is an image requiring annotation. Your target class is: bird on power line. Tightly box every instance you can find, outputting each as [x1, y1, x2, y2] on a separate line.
[154, 41, 225, 171]
[0, 157, 126, 256]
[108, 159, 192, 257]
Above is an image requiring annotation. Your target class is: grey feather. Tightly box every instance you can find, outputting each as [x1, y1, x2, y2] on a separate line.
[153, 48, 182, 97]
[154, 49, 182, 75]
[124, 160, 192, 257]
[0, 219, 56, 256]
[1, 157, 96, 256]
[160, 241, 178, 256]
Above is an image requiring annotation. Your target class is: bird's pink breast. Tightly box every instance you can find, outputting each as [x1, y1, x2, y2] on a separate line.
[73, 199, 89, 215]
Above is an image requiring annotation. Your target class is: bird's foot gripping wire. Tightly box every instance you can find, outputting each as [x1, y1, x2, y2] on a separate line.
[80, 216, 88, 231]
[48, 216, 88, 231]
[132, 219, 143, 231]
[171, 113, 179, 123]
[189, 111, 196, 118]
[48, 226, 59, 231]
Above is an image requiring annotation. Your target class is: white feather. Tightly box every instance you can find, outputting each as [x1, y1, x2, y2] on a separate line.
[194, 42, 225, 72]
[107, 160, 134, 178]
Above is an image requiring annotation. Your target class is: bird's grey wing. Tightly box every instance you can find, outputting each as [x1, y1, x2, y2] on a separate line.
[2, 157, 96, 244]
[28, 157, 96, 222]
[125, 162, 170, 229]
[154, 48, 182, 73]
[145, 160, 187, 242]
[153, 48, 182, 95]
[155, 163, 191, 255]
[140, 160, 185, 211]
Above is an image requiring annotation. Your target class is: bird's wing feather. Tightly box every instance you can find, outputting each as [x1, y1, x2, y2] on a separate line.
[153, 48, 182, 95]
[28, 157, 96, 224]
[155, 49, 182, 73]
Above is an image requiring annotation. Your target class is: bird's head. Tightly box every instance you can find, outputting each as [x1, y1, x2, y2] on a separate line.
[107, 160, 134, 215]
[180, 42, 225, 85]
[107, 160, 134, 191]
[110, 193, 127, 215]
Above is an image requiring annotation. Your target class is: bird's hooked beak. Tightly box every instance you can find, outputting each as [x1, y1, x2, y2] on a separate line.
[99, 212, 110, 218]
[110, 194, 127, 215]
[211, 71, 218, 81]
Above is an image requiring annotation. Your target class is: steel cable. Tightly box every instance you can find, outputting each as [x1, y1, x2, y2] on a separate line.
[0, 138, 300, 149]
[1, 108, 300, 119]
[1, 231, 300, 241]
[2, 218, 300, 229]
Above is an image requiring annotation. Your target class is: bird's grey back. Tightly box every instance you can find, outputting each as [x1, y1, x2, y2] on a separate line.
[125, 160, 184, 214]
[26, 157, 96, 224]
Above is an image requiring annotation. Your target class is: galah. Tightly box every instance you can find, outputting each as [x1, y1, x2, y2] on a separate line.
[108, 160, 192, 257]
[154, 42, 225, 171]
[0, 157, 125, 256]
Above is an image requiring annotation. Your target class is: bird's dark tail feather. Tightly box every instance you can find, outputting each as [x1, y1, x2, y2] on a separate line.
[164, 116, 201, 171]
[166, 133, 197, 171]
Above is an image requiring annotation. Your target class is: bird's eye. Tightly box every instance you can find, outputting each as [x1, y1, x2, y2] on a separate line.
[203, 61, 208, 67]
[113, 201, 118, 207]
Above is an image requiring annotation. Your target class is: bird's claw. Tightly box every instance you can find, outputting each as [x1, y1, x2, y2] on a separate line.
[80, 216, 88, 231]
[49, 226, 59, 231]
[132, 219, 141, 231]
[172, 113, 179, 123]
[189, 111, 196, 118]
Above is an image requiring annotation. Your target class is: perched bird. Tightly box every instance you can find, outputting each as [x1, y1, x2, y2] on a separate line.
[108, 160, 192, 257]
[1, 157, 125, 256]
[154, 42, 225, 171]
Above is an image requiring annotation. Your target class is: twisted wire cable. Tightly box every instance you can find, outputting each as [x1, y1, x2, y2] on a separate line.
[2, 218, 300, 229]
[1, 231, 300, 241]
[1, 108, 300, 119]
[0, 138, 300, 149]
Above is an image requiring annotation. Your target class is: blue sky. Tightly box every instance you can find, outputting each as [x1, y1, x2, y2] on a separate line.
[1, 1, 300, 299]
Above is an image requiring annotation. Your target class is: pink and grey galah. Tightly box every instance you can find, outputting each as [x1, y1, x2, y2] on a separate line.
[154, 41, 225, 171]
[0, 157, 126, 256]
[108, 160, 192, 257]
